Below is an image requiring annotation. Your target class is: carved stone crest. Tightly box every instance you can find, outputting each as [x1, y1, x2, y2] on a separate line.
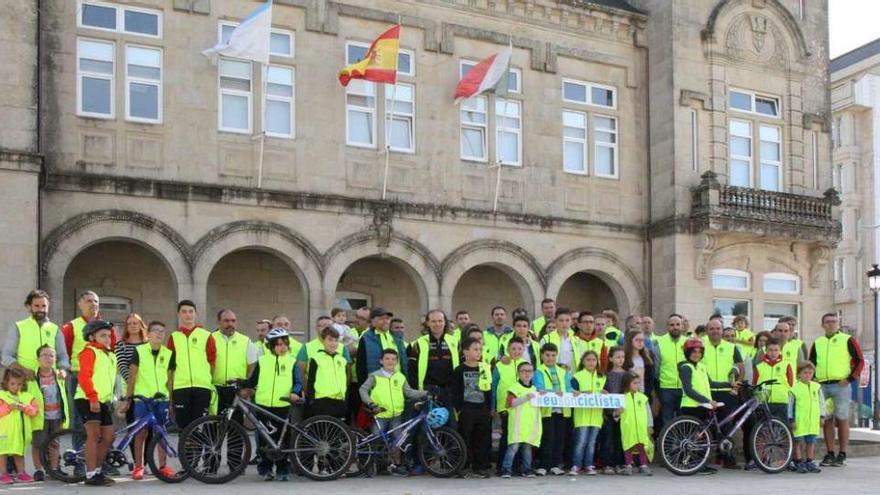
[808, 245, 831, 289]
[724, 13, 787, 68]
[749, 15, 767, 51]
[371, 204, 393, 251]
[694, 233, 717, 280]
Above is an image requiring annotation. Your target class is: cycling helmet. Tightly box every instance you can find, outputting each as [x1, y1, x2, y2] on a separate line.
[426, 406, 449, 429]
[266, 327, 290, 344]
[683, 338, 704, 358]
[82, 319, 115, 339]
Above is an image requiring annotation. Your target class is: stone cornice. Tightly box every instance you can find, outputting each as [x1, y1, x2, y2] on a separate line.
[0, 149, 43, 174]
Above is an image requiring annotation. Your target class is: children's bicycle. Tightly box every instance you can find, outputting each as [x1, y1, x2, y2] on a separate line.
[178, 380, 354, 484]
[658, 379, 792, 475]
[39, 395, 186, 483]
[347, 398, 467, 478]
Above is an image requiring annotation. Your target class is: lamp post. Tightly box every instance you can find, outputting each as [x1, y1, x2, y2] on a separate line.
[866, 263, 880, 430]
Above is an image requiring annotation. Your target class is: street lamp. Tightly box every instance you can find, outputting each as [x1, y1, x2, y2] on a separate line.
[866, 263, 880, 430]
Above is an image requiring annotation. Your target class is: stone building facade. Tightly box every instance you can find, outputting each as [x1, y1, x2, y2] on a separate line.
[0, 0, 839, 342]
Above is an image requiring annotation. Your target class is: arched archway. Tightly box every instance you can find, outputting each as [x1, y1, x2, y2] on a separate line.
[450, 264, 533, 329]
[555, 272, 619, 315]
[545, 247, 645, 318]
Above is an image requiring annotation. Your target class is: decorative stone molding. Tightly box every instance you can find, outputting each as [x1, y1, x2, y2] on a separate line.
[544, 246, 646, 314]
[694, 233, 718, 280]
[808, 244, 831, 289]
[0, 150, 43, 174]
[702, 0, 810, 60]
[325, 229, 442, 282]
[802, 112, 830, 132]
[370, 204, 393, 251]
[441, 239, 545, 289]
[680, 89, 713, 110]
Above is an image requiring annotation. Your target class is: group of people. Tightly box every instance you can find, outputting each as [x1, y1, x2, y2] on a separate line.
[0, 290, 866, 485]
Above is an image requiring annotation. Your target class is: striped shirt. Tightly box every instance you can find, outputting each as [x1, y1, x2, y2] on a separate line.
[114, 340, 144, 383]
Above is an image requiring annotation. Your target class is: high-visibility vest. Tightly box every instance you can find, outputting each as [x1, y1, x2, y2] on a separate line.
[506, 381, 542, 447]
[415, 334, 459, 390]
[28, 371, 70, 430]
[736, 328, 755, 345]
[211, 331, 250, 385]
[170, 328, 213, 390]
[701, 338, 736, 391]
[499, 333, 540, 361]
[312, 350, 347, 400]
[540, 330, 583, 368]
[483, 329, 510, 364]
[531, 316, 546, 335]
[620, 391, 651, 451]
[604, 326, 622, 344]
[580, 337, 606, 357]
[572, 369, 606, 428]
[75, 346, 117, 402]
[657, 334, 685, 389]
[782, 339, 804, 369]
[495, 358, 523, 413]
[254, 352, 296, 408]
[474, 361, 492, 392]
[133, 343, 172, 398]
[813, 332, 852, 382]
[69, 317, 88, 372]
[755, 359, 792, 404]
[791, 380, 821, 437]
[536, 364, 570, 418]
[680, 362, 711, 408]
[0, 390, 36, 455]
[14, 318, 59, 373]
[368, 371, 407, 418]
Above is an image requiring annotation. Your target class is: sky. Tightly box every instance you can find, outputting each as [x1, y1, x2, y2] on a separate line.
[829, 0, 880, 58]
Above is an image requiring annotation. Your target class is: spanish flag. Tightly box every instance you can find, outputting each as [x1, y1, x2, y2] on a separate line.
[338, 25, 400, 86]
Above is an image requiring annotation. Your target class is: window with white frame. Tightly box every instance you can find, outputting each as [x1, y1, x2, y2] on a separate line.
[125, 45, 161, 123]
[346, 80, 376, 147]
[759, 125, 781, 191]
[594, 115, 618, 177]
[729, 120, 752, 187]
[265, 65, 294, 137]
[460, 61, 520, 94]
[712, 268, 750, 291]
[728, 89, 779, 118]
[763, 302, 799, 331]
[811, 131, 819, 189]
[460, 96, 487, 161]
[221, 23, 294, 58]
[563, 110, 587, 174]
[397, 49, 414, 77]
[713, 298, 751, 328]
[218, 59, 252, 133]
[386, 83, 415, 152]
[79, 1, 161, 37]
[496, 98, 521, 165]
[562, 79, 615, 108]
[77, 38, 115, 118]
[763, 272, 800, 294]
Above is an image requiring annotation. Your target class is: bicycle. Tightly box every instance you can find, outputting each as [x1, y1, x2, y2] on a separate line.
[658, 379, 793, 475]
[178, 379, 354, 484]
[40, 395, 187, 483]
[347, 398, 467, 478]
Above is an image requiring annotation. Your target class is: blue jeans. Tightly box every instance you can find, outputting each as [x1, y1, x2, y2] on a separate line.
[571, 426, 600, 468]
[502, 443, 532, 474]
[659, 388, 682, 426]
[66, 374, 85, 450]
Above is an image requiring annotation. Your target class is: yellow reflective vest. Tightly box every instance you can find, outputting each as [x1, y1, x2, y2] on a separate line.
[69, 317, 89, 372]
[133, 344, 172, 398]
[28, 371, 70, 431]
[813, 332, 853, 382]
[507, 381, 542, 447]
[255, 352, 297, 408]
[657, 334, 686, 389]
[414, 334, 459, 390]
[755, 358, 792, 404]
[0, 390, 37, 456]
[791, 380, 822, 437]
[368, 371, 407, 419]
[211, 331, 250, 385]
[14, 318, 59, 373]
[701, 338, 736, 391]
[170, 328, 213, 390]
[572, 369, 606, 428]
[620, 391, 652, 452]
[680, 362, 712, 408]
[75, 346, 117, 403]
[311, 350, 348, 400]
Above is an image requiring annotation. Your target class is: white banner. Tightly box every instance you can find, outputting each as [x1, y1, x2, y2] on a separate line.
[529, 392, 625, 409]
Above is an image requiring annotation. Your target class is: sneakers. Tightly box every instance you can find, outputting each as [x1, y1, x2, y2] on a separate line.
[831, 452, 847, 467]
[102, 464, 120, 476]
[500, 471, 512, 479]
[568, 466, 579, 476]
[276, 473, 290, 482]
[697, 466, 717, 475]
[787, 460, 800, 472]
[796, 462, 807, 474]
[805, 461, 821, 473]
[619, 465, 633, 476]
[584, 466, 597, 476]
[639, 466, 652, 476]
[523, 471, 536, 478]
[0, 474, 13, 485]
[472, 470, 491, 479]
[15, 473, 33, 483]
[535, 468, 547, 476]
[388, 464, 409, 477]
[819, 452, 836, 467]
[33, 470, 45, 482]
[602, 466, 615, 475]
[85, 473, 116, 486]
[132, 466, 145, 480]
[550, 467, 565, 475]
[743, 461, 757, 471]
[158, 466, 176, 479]
[263, 472, 275, 482]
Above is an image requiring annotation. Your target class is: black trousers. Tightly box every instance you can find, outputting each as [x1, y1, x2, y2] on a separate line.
[310, 398, 347, 420]
[458, 408, 491, 471]
[172, 387, 212, 429]
[540, 413, 566, 470]
[215, 385, 244, 425]
[257, 406, 292, 475]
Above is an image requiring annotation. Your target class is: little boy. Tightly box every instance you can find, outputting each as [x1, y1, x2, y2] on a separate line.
[788, 362, 825, 474]
[753, 337, 794, 421]
[30, 345, 69, 482]
[306, 327, 349, 420]
[500, 361, 541, 478]
[533, 343, 572, 476]
[451, 337, 492, 478]
[493, 337, 526, 473]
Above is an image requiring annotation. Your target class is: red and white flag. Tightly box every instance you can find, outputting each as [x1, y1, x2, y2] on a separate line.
[453, 45, 512, 104]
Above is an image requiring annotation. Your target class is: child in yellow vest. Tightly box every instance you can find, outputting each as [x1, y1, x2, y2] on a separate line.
[306, 327, 349, 420]
[570, 350, 605, 475]
[788, 362, 825, 474]
[30, 345, 70, 482]
[752, 337, 794, 421]
[492, 336, 527, 474]
[0, 368, 39, 484]
[534, 342, 572, 476]
[500, 361, 541, 478]
[613, 371, 653, 476]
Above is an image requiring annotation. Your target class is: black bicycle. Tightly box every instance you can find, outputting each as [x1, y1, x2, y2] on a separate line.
[178, 380, 354, 484]
[658, 379, 792, 475]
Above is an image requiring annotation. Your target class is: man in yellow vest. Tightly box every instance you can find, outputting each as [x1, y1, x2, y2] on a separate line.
[574, 312, 609, 370]
[760, 320, 806, 369]
[484, 306, 512, 366]
[211, 309, 258, 424]
[408, 310, 458, 405]
[166, 300, 215, 429]
[809, 313, 865, 468]
[253, 319, 272, 357]
[2, 290, 70, 378]
[532, 298, 556, 336]
[703, 318, 744, 468]
[656, 314, 686, 425]
[450, 310, 471, 343]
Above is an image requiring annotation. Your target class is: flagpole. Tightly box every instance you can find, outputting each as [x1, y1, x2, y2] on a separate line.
[493, 95, 512, 213]
[382, 81, 398, 201]
[256, 62, 269, 189]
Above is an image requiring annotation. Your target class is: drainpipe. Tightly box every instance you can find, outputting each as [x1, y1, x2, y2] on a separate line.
[36, 0, 44, 288]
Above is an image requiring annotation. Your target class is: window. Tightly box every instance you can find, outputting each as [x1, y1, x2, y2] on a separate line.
[222, 23, 294, 58]
[763, 273, 800, 294]
[713, 298, 751, 328]
[833, 258, 846, 290]
[265, 65, 294, 138]
[80, 2, 116, 30]
[712, 269, 750, 291]
[729, 120, 752, 187]
[386, 83, 415, 152]
[562, 79, 616, 108]
[759, 125, 781, 191]
[833, 163, 845, 194]
[346, 80, 376, 147]
[728, 89, 779, 118]
[496, 99, 521, 165]
[460, 96, 487, 161]
[691, 109, 699, 172]
[124, 45, 161, 123]
[79, 1, 161, 37]
[218, 58, 252, 133]
[811, 131, 819, 189]
[594, 116, 618, 177]
[763, 302, 799, 332]
[460, 60, 519, 93]
[124, 7, 160, 36]
[397, 49, 414, 76]
[77, 38, 115, 118]
[563, 110, 587, 174]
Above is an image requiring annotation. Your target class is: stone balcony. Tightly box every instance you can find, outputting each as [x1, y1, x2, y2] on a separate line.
[690, 171, 842, 243]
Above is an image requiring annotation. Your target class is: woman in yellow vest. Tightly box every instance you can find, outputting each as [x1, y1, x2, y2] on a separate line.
[613, 371, 653, 476]
[500, 361, 541, 478]
[570, 350, 605, 475]
[29, 345, 70, 482]
[0, 368, 40, 484]
[788, 362, 825, 474]
[74, 319, 118, 486]
[306, 327, 349, 420]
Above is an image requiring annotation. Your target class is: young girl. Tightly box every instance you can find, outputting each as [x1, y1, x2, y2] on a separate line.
[622, 331, 655, 397]
[30, 345, 69, 482]
[614, 372, 653, 476]
[0, 368, 40, 484]
[789, 362, 825, 474]
[570, 351, 606, 475]
[599, 347, 626, 475]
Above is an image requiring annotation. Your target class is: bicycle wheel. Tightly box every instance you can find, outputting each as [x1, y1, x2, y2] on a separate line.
[40, 428, 86, 483]
[658, 416, 712, 476]
[750, 417, 792, 474]
[417, 426, 467, 478]
[346, 427, 377, 478]
[146, 426, 189, 483]
[179, 415, 251, 484]
[289, 415, 354, 481]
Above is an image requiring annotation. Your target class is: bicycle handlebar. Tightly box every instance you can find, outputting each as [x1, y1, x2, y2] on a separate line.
[278, 396, 306, 406]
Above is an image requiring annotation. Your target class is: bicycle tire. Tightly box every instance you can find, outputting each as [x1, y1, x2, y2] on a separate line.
[345, 427, 377, 478]
[146, 426, 189, 483]
[289, 415, 354, 481]
[658, 415, 712, 476]
[750, 417, 792, 474]
[40, 428, 86, 483]
[417, 426, 467, 478]
[179, 415, 251, 484]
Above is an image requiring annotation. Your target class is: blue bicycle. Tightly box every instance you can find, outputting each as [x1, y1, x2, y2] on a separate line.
[39, 395, 187, 483]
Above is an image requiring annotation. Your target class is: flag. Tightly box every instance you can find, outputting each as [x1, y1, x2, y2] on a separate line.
[453, 45, 512, 104]
[338, 25, 401, 86]
[202, 0, 273, 65]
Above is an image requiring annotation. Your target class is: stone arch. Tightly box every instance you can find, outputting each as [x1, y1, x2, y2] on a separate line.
[41, 210, 192, 322]
[545, 247, 645, 318]
[703, 0, 810, 61]
[708, 241, 808, 282]
[440, 240, 543, 316]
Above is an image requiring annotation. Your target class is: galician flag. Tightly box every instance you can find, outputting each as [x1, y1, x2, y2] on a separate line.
[453, 45, 512, 104]
[338, 25, 401, 86]
[202, 0, 273, 65]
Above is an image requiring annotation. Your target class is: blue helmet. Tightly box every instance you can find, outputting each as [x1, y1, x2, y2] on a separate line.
[426, 406, 449, 429]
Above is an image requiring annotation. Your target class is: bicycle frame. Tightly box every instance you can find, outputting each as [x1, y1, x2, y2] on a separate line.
[225, 395, 323, 454]
[356, 402, 445, 457]
[113, 398, 178, 457]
